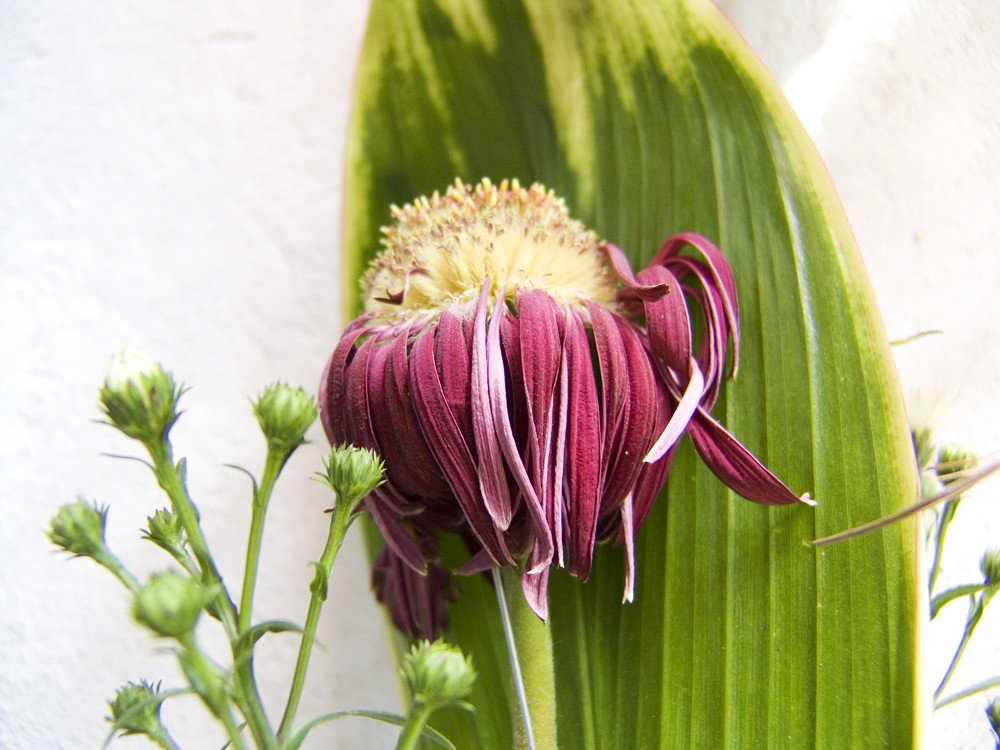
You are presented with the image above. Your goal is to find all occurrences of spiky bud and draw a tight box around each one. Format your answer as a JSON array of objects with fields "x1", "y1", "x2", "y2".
[
  {"x1": 49, "y1": 500, "x2": 108, "y2": 559},
  {"x1": 400, "y1": 639, "x2": 476, "y2": 711},
  {"x1": 319, "y1": 445, "x2": 385, "y2": 510},
  {"x1": 99, "y1": 348, "x2": 182, "y2": 443},
  {"x1": 252, "y1": 383, "x2": 318, "y2": 455}
]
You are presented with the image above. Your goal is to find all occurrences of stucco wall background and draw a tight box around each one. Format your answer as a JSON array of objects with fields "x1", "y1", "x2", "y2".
[{"x1": 2, "y1": 1, "x2": 998, "y2": 748}]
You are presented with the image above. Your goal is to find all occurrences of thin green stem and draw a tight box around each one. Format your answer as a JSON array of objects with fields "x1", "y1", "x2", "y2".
[
  {"x1": 148, "y1": 725, "x2": 183, "y2": 750},
  {"x1": 144, "y1": 438, "x2": 276, "y2": 750},
  {"x1": 177, "y1": 632, "x2": 247, "y2": 750},
  {"x1": 931, "y1": 582, "x2": 989, "y2": 619},
  {"x1": 239, "y1": 450, "x2": 286, "y2": 633},
  {"x1": 92, "y1": 548, "x2": 142, "y2": 596},
  {"x1": 145, "y1": 440, "x2": 235, "y2": 626},
  {"x1": 936, "y1": 675, "x2": 1000, "y2": 709},
  {"x1": 277, "y1": 504, "x2": 354, "y2": 740},
  {"x1": 929, "y1": 498, "x2": 959, "y2": 595},
  {"x1": 935, "y1": 596, "x2": 985, "y2": 700},
  {"x1": 496, "y1": 566, "x2": 557, "y2": 750},
  {"x1": 394, "y1": 703, "x2": 434, "y2": 750}
]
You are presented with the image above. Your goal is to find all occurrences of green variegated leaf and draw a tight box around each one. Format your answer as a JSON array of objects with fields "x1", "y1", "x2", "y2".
[{"x1": 343, "y1": 1, "x2": 920, "y2": 747}]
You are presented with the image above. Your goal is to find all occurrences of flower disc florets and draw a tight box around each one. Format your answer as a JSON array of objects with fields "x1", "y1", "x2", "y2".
[
  {"x1": 321, "y1": 178, "x2": 806, "y2": 640},
  {"x1": 363, "y1": 179, "x2": 618, "y2": 325}
]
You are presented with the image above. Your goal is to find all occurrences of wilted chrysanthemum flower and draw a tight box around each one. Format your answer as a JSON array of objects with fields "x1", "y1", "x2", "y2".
[{"x1": 320, "y1": 179, "x2": 808, "y2": 639}]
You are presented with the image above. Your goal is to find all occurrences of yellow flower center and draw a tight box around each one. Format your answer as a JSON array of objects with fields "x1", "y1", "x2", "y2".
[{"x1": 362, "y1": 179, "x2": 619, "y2": 324}]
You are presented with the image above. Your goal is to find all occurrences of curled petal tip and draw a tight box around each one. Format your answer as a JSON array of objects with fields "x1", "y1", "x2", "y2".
[{"x1": 799, "y1": 493, "x2": 816, "y2": 506}]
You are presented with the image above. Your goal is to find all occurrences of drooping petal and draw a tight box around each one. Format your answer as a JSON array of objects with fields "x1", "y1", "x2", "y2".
[
  {"x1": 380, "y1": 325, "x2": 448, "y2": 498},
  {"x1": 372, "y1": 536, "x2": 454, "y2": 641},
  {"x1": 636, "y1": 264, "x2": 692, "y2": 380},
  {"x1": 654, "y1": 232, "x2": 740, "y2": 368},
  {"x1": 600, "y1": 314, "x2": 659, "y2": 513},
  {"x1": 319, "y1": 321, "x2": 370, "y2": 446},
  {"x1": 522, "y1": 566, "x2": 550, "y2": 622},
  {"x1": 562, "y1": 307, "x2": 602, "y2": 580},
  {"x1": 644, "y1": 358, "x2": 704, "y2": 464},
  {"x1": 365, "y1": 495, "x2": 428, "y2": 574},
  {"x1": 517, "y1": 290, "x2": 564, "y2": 562},
  {"x1": 602, "y1": 242, "x2": 671, "y2": 300},
  {"x1": 484, "y1": 294, "x2": 554, "y2": 572},
  {"x1": 471, "y1": 283, "x2": 514, "y2": 529},
  {"x1": 620, "y1": 492, "x2": 635, "y2": 603},
  {"x1": 687, "y1": 407, "x2": 804, "y2": 506},
  {"x1": 409, "y1": 322, "x2": 515, "y2": 565}
]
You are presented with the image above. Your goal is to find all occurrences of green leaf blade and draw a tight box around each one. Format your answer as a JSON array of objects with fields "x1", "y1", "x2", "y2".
[{"x1": 344, "y1": 1, "x2": 920, "y2": 748}]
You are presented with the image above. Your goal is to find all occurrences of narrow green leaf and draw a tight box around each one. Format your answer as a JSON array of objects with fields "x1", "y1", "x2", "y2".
[
  {"x1": 285, "y1": 709, "x2": 457, "y2": 750},
  {"x1": 343, "y1": 1, "x2": 920, "y2": 748},
  {"x1": 233, "y1": 620, "x2": 303, "y2": 653}
]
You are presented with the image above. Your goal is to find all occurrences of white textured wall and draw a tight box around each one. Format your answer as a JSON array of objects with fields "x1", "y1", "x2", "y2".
[{"x1": 2, "y1": 1, "x2": 998, "y2": 748}]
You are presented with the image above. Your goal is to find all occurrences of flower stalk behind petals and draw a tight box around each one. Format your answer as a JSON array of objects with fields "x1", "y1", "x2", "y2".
[{"x1": 496, "y1": 566, "x2": 557, "y2": 750}]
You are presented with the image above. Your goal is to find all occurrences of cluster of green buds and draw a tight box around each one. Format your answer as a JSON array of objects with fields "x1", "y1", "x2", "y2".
[{"x1": 49, "y1": 349, "x2": 441, "y2": 749}]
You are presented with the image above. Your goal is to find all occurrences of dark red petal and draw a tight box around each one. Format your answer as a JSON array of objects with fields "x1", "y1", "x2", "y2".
[
  {"x1": 517, "y1": 291, "x2": 563, "y2": 559},
  {"x1": 654, "y1": 233, "x2": 739, "y2": 359},
  {"x1": 409, "y1": 324, "x2": 515, "y2": 565},
  {"x1": 380, "y1": 326, "x2": 448, "y2": 497},
  {"x1": 372, "y1": 536, "x2": 454, "y2": 641},
  {"x1": 471, "y1": 285, "x2": 514, "y2": 529},
  {"x1": 365, "y1": 495, "x2": 427, "y2": 574},
  {"x1": 636, "y1": 264, "x2": 692, "y2": 381},
  {"x1": 319, "y1": 322, "x2": 369, "y2": 446},
  {"x1": 436, "y1": 308, "x2": 475, "y2": 441},
  {"x1": 562, "y1": 308, "x2": 602, "y2": 580},
  {"x1": 602, "y1": 316, "x2": 659, "y2": 513},
  {"x1": 687, "y1": 407, "x2": 804, "y2": 506},
  {"x1": 602, "y1": 242, "x2": 670, "y2": 300},
  {"x1": 585, "y1": 300, "x2": 629, "y2": 485},
  {"x1": 486, "y1": 295, "x2": 553, "y2": 571}
]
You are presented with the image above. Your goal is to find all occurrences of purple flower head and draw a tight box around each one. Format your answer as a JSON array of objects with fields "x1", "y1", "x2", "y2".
[{"x1": 321, "y1": 179, "x2": 809, "y2": 638}]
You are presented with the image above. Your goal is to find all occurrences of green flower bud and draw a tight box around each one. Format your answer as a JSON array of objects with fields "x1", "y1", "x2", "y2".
[
  {"x1": 400, "y1": 639, "x2": 476, "y2": 711},
  {"x1": 987, "y1": 698, "x2": 1000, "y2": 743},
  {"x1": 252, "y1": 383, "x2": 318, "y2": 454},
  {"x1": 108, "y1": 679, "x2": 167, "y2": 739},
  {"x1": 143, "y1": 508, "x2": 184, "y2": 554},
  {"x1": 100, "y1": 348, "x2": 182, "y2": 443},
  {"x1": 319, "y1": 445, "x2": 385, "y2": 511},
  {"x1": 133, "y1": 572, "x2": 211, "y2": 638},
  {"x1": 936, "y1": 444, "x2": 978, "y2": 483},
  {"x1": 981, "y1": 549, "x2": 1000, "y2": 591},
  {"x1": 49, "y1": 499, "x2": 108, "y2": 559}
]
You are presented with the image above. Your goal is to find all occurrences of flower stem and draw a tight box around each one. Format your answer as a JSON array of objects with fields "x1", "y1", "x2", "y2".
[
  {"x1": 394, "y1": 703, "x2": 434, "y2": 750},
  {"x1": 494, "y1": 567, "x2": 557, "y2": 750},
  {"x1": 277, "y1": 500, "x2": 354, "y2": 740},
  {"x1": 145, "y1": 439, "x2": 235, "y2": 625},
  {"x1": 935, "y1": 595, "x2": 985, "y2": 700},
  {"x1": 929, "y1": 498, "x2": 959, "y2": 596},
  {"x1": 239, "y1": 449, "x2": 285, "y2": 633},
  {"x1": 144, "y1": 438, "x2": 276, "y2": 750},
  {"x1": 176, "y1": 632, "x2": 247, "y2": 750}
]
